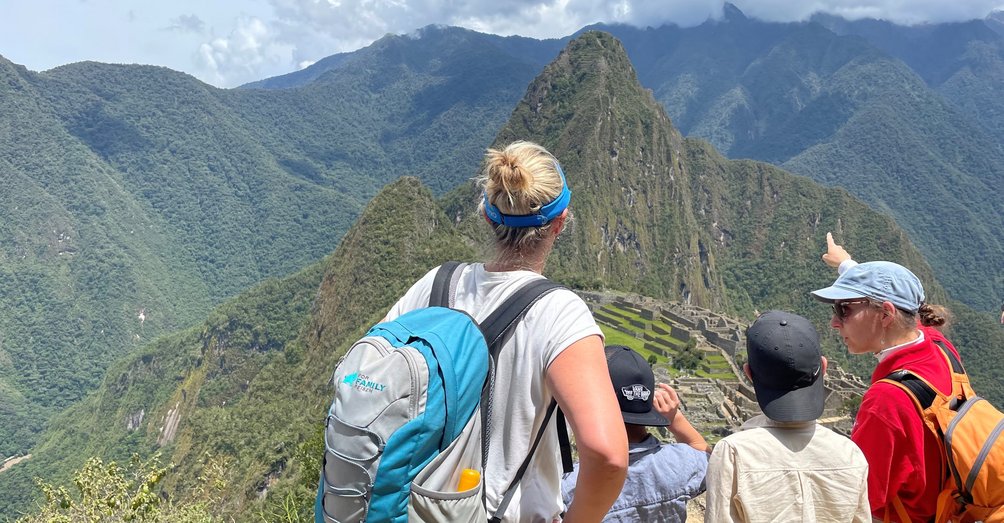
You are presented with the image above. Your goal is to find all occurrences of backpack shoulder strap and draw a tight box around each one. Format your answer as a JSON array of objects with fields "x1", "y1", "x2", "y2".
[
  {"x1": 883, "y1": 369, "x2": 938, "y2": 411},
  {"x1": 934, "y1": 340, "x2": 965, "y2": 375},
  {"x1": 490, "y1": 400, "x2": 561, "y2": 523},
  {"x1": 477, "y1": 276, "x2": 576, "y2": 521},
  {"x1": 555, "y1": 407, "x2": 574, "y2": 472},
  {"x1": 479, "y1": 277, "x2": 564, "y2": 356},
  {"x1": 429, "y1": 261, "x2": 466, "y2": 308}
]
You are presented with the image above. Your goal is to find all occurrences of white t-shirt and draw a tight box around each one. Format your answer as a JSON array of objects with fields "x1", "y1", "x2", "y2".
[{"x1": 385, "y1": 263, "x2": 603, "y2": 522}]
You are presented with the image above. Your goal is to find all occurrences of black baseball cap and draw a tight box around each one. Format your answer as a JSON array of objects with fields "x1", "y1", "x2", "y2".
[
  {"x1": 605, "y1": 345, "x2": 669, "y2": 427},
  {"x1": 746, "y1": 311, "x2": 825, "y2": 422}
]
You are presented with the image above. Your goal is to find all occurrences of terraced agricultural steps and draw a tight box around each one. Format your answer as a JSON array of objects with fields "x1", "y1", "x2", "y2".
[{"x1": 576, "y1": 291, "x2": 867, "y2": 443}]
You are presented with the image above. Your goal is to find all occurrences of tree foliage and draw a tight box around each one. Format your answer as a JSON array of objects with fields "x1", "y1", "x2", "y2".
[{"x1": 15, "y1": 454, "x2": 224, "y2": 523}]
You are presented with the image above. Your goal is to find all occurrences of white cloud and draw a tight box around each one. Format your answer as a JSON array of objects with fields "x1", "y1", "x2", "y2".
[
  {"x1": 196, "y1": 16, "x2": 293, "y2": 87},
  {"x1": 731, "y1": 0, "x2": 1004, "y2": 25},
  {"x1": 191, "y1": 0, "x2": 1004, "y2": 86},
  {"x1": 167, "y1": 14, "x2": 207, "y2": 34}
]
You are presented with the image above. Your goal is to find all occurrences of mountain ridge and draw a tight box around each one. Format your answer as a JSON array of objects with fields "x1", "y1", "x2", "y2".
[
  {"x1": 580, "y1": 18, "x2": 1004, "y2": 311},
  {"x1": 1, "y1": 26, "x2": 558, "y2": 455}
]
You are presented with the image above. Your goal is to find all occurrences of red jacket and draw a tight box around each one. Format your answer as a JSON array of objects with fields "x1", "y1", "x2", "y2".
[{"x1": 850, "y1": 326, "x2": 960, "y2": 522}]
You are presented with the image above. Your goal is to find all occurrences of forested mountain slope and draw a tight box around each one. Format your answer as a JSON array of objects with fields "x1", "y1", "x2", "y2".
[
  {"x1": 0, "y1": 27, "x2": 559, "y2": 456},
  {"x1": 588, "y1": 9, "x2": 1004, "y2": 311},
  {"x1": 812, "y1": 12, "x2": 1004, "y2": 144},
  {"x1": 0, "y1": 56, "x2": 214, "y2": 456}
]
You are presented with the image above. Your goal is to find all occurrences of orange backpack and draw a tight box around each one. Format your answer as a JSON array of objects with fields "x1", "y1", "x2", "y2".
[{"x1": 880, "y1": 340, "x2": 1004, "y2": 523}]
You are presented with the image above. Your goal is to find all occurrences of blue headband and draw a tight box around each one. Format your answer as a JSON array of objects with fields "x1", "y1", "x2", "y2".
[{"x1": 483, "y1": 161, "x2": 572, "y2": 228}]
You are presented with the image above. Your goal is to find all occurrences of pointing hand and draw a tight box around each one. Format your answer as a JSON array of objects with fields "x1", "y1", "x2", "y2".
[{"x1": 822, "y1": 232, "x2": 851, "y2": 268}]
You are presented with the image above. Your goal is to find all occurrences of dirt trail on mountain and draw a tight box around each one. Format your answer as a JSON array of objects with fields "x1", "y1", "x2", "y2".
[{"x1": 0, "y1": 454, "x2": 31, "y2": 474}]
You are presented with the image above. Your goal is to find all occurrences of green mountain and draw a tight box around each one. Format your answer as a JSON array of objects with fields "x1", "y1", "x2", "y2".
[
  {"x1": 0, "y1": 177, "x2": 474, "y2": 517},
  {"x1": 0, "y1": 56, "x2": 215, "y2": 456},
  {"x1": 811, "y1": 13, "x2": 1004, "y2": 145},
  {"x1": 6, "y1": 14, "x2": 1002, "y2": 459},
  {"x1": 242, "y1": 26, "x2": 564, "y2": 92},
  {"x1": 7, "y1": 30, "x2": 1002, "y2": 519},
  {"x1": 232, "y1": 25, "x2": 566, "y2": 194},
  {"x1": 0, "y1": 26, "x2": 560, "y2": 456},
  {"x1": 588, "y1": 13, "x2": 1004, "y2": 312}
]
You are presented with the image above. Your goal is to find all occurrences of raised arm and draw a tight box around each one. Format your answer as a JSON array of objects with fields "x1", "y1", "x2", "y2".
[
  {"x1": 823, "y1": 232, "x2": 858, "y2": 275},
  {"x1": 653, "y1": 383, "x2": 708, "y2": 452},
  {"x1": 547, "y1": 334, "x2": 628, "y2": 523},
  {"x1": 823, "y1": 232, "x2": 852, "y2": 268}
]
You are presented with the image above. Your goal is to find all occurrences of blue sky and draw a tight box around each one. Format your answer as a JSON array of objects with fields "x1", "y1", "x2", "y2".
[{"x1": 1, "y1": 0, "x2": 1002, "y2": 88}]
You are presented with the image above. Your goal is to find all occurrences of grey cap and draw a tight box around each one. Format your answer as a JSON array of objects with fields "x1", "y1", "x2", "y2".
[
  {"x1": 810, "y1": 261, "x2": 925, "y2": 314},
  {"x1": 746, "y1": 311, "x2": 825, "y2": 422}
]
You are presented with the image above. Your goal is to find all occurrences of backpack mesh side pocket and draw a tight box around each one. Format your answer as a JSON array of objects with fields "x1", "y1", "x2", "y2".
[{"x1": 408, "y1": 410, "x2": 487, "y2": 523}]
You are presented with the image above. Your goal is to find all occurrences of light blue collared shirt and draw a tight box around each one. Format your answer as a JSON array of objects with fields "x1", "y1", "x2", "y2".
[{"x1": 561, "y1": 435, "x2": 708, "y2": 522}]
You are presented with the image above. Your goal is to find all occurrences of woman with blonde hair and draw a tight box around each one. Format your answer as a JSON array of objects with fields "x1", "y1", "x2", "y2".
[
  {"x1": 811, "y1": 233, "x2": 959, "y2": 522},
  {"x1": 384, "y1": 141, "x2": 627, "y2": 522}
]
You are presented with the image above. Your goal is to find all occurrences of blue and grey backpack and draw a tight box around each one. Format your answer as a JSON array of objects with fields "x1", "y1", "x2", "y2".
[{"x1": 315, "y1": 262, "x2": 573, "y2": 523}]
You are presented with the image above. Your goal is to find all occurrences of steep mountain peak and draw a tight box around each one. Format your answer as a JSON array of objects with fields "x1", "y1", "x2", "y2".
[
  {"x1": 987, "y1": 9, "x2": 1004, "y2": 35},
  {"x1": 722, "y1": 2, "x2": 748, "y2": 22},
  {"x1": 309, "y1": 177, "x2": 474, "y2": 351},
  {"x1": 494, "y1": 31, "x2": 718, "y2": 302},
  {"x1": 497, "y1": 30, "x2": 680, "y2": 179},
  {"x1": 500, "y1": 31, "x2": 673, "y2": 144}
]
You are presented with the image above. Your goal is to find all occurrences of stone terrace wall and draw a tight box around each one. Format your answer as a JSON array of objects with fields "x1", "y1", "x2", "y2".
[{"x1": 580, "y1": 291, "x2": 868, "y2": 438}]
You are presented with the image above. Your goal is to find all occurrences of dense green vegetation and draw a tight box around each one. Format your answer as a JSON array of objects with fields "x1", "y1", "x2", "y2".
[
  {"x1": 0, "y1": 56, "x2": 215, "y2": 457},
  {"x1": 812, "y1": 14, "x2": 1004, "y2": 146},
  {"x1": 589, "y1": 12, "x2": 1004, "y2": 311},
  {"x1": 15, "y1": 454, "x2": 224, "y2": 523},
  {"x1": 0, "y1": 27, "x2": 558, "y2": 456},
  {"x1": 0, "y1": 178, "x2": 475, "y2": 518}
]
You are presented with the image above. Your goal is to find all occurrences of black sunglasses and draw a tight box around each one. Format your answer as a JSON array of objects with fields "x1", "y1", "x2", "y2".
[{"x1": 832, "y1": 299, "x2": 871, "y2": 320}]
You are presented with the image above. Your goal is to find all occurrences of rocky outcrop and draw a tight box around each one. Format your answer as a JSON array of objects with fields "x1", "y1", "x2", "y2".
[
  {"x1": 157, "y1": 402, "x2": 181, "y2": 446},
  {"x1": 126, "y1": 409, "x2": 145, "y2": 431}
]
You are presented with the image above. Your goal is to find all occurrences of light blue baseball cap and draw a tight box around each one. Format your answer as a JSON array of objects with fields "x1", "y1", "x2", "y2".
[{"x1": 810, "y1": 261, "x2": 925, "y2": 314}]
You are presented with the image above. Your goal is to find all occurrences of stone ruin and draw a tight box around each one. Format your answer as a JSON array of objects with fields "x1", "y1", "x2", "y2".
[{"x1": 581, "y1": 292, "x2": 867, "y2": 439}]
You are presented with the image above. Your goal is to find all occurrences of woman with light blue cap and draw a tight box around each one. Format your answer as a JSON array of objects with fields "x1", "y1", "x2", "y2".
[
  {"x1": 811, "y1": 233, "x2": 959, "y2": 522},
  {"x1": 383, "y1": 141, "x2": 627, "y2": 522}
]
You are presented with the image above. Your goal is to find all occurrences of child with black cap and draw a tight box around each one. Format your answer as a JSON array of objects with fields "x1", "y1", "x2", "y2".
[
  {"x1": 705, "y1": 311, "x2": 870, "y2": 522},
  {"x1": 561, "y1": 345, "x2": 709, "y2": 523}
]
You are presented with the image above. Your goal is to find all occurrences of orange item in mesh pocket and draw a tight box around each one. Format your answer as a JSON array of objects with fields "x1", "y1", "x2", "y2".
[{"x1": 457, "y1": 469, "x2": 480, "y2": 492}]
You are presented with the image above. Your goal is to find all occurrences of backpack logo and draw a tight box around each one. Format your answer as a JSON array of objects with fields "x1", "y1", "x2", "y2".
[
  {"x1": 621, "y1": 384, "x2": 650, "y2": 401},
  {"x1": 342, "y1": 372, "x2": 386, "y2": 392}
]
